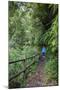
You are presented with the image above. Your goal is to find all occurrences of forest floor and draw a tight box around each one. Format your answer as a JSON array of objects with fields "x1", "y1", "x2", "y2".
[{"x1": 26, "y1": 57, "x2": 57, "y2": 87}]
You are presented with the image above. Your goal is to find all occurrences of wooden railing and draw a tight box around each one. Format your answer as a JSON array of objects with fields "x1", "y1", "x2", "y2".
[{"x1": 9, "y1": 54, "x2": 39, "y2": 85}]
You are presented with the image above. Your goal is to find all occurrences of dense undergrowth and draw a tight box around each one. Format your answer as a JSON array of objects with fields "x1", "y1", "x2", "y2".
[{"x1": 9, "y1": 2, "x2": 58, "y2": 88}]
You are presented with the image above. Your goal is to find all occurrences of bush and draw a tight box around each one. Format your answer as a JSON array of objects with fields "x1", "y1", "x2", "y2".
[{"x1": 44, "y1": 57, "x2": 58, "y2": 84}]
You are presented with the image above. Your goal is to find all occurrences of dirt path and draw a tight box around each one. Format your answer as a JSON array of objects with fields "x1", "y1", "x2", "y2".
[{"x1": 26, "y1": 58, "x2": 46, "y2": 87}]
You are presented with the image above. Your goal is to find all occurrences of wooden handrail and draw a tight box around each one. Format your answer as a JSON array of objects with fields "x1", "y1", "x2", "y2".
[
  {"x1": 9, "y1": 60, "x2": 36, "y2": 82},
  {"x1": 9, "y1": 54, "x2": 39, "y2": 64},
  {"x1": 9, "y1": 59, "x2": 25, "y2": 64}
]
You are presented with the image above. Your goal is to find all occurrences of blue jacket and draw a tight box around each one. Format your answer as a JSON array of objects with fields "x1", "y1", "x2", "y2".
[{"x1": 41, "y1": 47, "x2": 46, "y2": 54}]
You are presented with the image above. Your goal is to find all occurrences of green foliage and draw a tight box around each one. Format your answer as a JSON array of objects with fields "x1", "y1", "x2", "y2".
[
  {"x1": 9, "y1": 2, "x2": 58, "y2": 88},
  {"x1": 45, "y1": 58, "x2": 58, "y2": 83}
]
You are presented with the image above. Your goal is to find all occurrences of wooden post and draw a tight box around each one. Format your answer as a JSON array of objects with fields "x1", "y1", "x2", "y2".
[{"x1": 23, "y1": 59, "x2": 26, "y2": 87}]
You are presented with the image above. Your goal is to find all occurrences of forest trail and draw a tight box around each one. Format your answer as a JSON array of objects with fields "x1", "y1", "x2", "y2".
[{"x1": 26, "y1": 57, "x2": 47, "y2": 87}]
